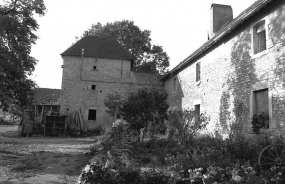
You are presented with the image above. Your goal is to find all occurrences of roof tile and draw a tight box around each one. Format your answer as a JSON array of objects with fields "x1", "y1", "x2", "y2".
[
  {"x1": 61, "y1": 36, "x2": 134, "y2": 60},
  {"x1": 32, "y1": 88, "x2": 61, "y2": 105}
]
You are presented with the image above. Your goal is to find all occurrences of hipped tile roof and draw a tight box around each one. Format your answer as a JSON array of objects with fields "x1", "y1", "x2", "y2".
[
  {"x1": 61, "y1": 36, "x2": 134, "y2": 60},
  {"x1": 32, "y1": 88, "x2": 61, "y2": 106},
  {"x1": 161, "y1": 0, "x2": 275, "y2": 80}
]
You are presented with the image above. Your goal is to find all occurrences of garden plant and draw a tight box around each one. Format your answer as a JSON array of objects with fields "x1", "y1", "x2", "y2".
[{"x1": 79, "y1": 92, "x2": 285, "y2": 184}]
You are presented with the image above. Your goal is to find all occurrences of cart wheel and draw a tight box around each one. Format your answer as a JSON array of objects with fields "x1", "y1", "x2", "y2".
[{"x1": 258, "y1": 144, "x2": 285, "y2": 170}]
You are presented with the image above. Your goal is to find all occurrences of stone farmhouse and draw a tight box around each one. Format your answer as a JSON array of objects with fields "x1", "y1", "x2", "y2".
[
  {"x1": 161, "y1": 0, "x2": 285, "y2": 135},
  {"x1": 60, "y1": 36, "x2": 163, "y2": 130},
  {"x1": 56, "y1": 0, "x2": 285, "y2": 134}
]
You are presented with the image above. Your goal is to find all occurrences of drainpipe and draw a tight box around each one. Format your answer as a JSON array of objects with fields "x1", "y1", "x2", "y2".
[{"x1": 80, "y1": 48, "x2": 84, "y2": 80}]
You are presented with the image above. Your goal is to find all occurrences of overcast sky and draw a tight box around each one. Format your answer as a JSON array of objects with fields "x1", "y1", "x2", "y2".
[{"x1": 29, "y1": 0, "x2": 257, "y2": 89}]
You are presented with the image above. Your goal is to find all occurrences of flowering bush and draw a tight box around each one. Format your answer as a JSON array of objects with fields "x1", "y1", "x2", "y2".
[
  {"x1": 187, "y1": 161, "x2": 266, "y2": 184},
  {"x1": 263, "y1": 165, "x2": 285, "y2": 183}
]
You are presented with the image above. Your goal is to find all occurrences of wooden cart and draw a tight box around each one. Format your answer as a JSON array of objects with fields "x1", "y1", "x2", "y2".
[
  {"x1": 258, "y1": 144, "x2": 285, "y2": 170},
  {"x1": 44, "y1": 115, "x2": 66, "y2": 136}
]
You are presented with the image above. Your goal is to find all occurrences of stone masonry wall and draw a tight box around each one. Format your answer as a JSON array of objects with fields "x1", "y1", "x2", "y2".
[
  {"x1": 164, "y1": 1, "x2": 285, "y2": 137},
  {"x1": 60, "y1": 56, "x2": 163, "y2": 130}
]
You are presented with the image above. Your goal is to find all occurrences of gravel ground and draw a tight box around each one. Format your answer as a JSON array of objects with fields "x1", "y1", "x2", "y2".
[{"x1": 0, "y1": 125, "x2": 96, "y2": 184}]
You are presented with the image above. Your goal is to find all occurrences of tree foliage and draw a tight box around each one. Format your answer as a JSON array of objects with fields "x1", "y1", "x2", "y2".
[
  {"x1": 120, "y1": 88, "x2": 169, "y2": 132},
  {"x1": 0, "y1": 0, "x2": 46, "y2": 109},
  {"x1": 83, "y1": 20, "x2": 170, "y2": 74},
  {"x1": 103, "y1": 92, "x2": 124, "y2": 118}
]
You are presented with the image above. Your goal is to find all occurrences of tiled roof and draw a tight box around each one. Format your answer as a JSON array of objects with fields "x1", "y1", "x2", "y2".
[
  {"x1": 32, "y1": 88, "x2": 61, "y2": 105},
  {"x1": 161, "y1": 0, "x2": 275, "y2": 80},
  {"x1": 61, "y1": 36, "x2": 134, "y2": 60}
]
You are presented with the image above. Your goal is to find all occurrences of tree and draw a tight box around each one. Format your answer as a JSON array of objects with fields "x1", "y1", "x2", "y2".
[
  {"x1": 103, "y1": 92, "x2": 124, "y2": 120},
  {"x1": 120, "y1": 88, "x2": 169, "y2": 133},
  {"x1": 83, "y1": 20, "x2": 170, "y2": 74},
  {"x1": 0, "y1": 0, "x2": 46, "y2": 109}
]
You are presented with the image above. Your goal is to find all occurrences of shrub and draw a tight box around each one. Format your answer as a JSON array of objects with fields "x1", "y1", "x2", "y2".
[
  {"x1": 78, "y1": 163, "x2": 175, "y2": 184},
  {"x1": 120, "y1": 88, "x2": 169, "y2": 133},
  {"x1": 251, "y1": 112, "x2": 269, "y2": 134},
  {"x1": 89, "y1": 125, "x2": 105, "y2": 136},
  {"x1": 168, "y1": 109, "x2": 209, "y2": 146}
]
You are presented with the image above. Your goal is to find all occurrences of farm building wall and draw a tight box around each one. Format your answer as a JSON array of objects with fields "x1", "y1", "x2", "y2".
[
  {"x1": 60, "y1": 56, "x2": 163, "y2": 130},
  {"x1": 164, "y1": 1, "x2": 285, "y2": 136}
]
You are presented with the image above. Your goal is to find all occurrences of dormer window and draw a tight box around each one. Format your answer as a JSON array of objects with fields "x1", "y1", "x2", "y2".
[{"x1": 253, "y1": 20, "x2": 266, "y2": 54}]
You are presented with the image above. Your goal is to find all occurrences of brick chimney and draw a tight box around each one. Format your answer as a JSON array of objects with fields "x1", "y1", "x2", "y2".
[{"x1": 209, "y1": 4, "x2": 233, "y2": 38}]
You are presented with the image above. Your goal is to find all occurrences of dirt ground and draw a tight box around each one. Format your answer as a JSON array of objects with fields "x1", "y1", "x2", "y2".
[{"x1": 0, "y1": 124, "x2": 96, "y2": 184}]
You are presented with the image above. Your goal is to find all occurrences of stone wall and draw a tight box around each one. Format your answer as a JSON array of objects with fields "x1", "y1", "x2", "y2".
[
  {"x1": 164, "y1": 1, "x2": 285, "y2": 137},
  {"x1": 60, "y1": 56, "x2": 163, "y2": 130}
]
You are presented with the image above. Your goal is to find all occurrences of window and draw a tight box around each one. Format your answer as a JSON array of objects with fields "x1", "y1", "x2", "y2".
[
  {"x1": 196, "y1": 62, "x2": 201, "y2": 82},
  {"x1": 88, "y1": 109, "x2": 97, "y2": 120},
  {"x1": 195, "y1": 104, "x2": 200, "y2": 122},
  {"x1": 87, "y1": 85, "x2": 96, "y2": 90},
  {"x1": 254, "y1": 89, "x2": 269, "y2": 114},
  {"x1": 173, "y1": 77, "x2": 177, "y2": 93},
  {"x1": 253, "y1": 21, "x2": 266, "y2": 54},
  {"x1": 93, "y1": 66, "x2": 97, "y2": 70},
  {"x1": 195, "y1": 104, "x2": 200, "y2": 116},
  {"x1": 116, "y1": 113, "x2": 121, "y2": 119},
  {"x1": 253, "y1": 88, "x2": 269, "y2": 128}
]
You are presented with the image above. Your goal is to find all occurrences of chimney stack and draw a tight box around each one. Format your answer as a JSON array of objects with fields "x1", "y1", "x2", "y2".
[{"x1": 209, "y1": 4, "x2": 233, "y2": 38}]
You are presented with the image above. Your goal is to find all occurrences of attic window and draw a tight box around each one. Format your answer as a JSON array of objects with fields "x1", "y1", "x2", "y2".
[{"x1": 253, "y1": 20, "x2": 266, "y2": 54}]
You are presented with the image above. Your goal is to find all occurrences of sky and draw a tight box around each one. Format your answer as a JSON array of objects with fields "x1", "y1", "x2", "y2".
[{"x1": 29, "y1": 0, "x2": 258, "y2": 89}]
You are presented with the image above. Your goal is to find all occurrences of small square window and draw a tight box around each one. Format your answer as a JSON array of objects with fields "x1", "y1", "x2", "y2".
[
  {"x1": 88, "y1": 109, "x2": 96, "y2": 120},
  {"x1": 195, "y1": 104, "x2": 200, "y2": 116},
  {"x1": 196, "y1": 62, "x2": 201, "y2": 82},
  {"x1": 93, "y1": 66, "x2": 97, "y2": 70},
  {"x1": 91, "y1": 85, "x2": 96, "y2": 90}
]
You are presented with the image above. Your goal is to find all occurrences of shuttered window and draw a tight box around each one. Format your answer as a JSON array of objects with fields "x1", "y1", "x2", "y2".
[
  {"x1": 196, "y1": 62, "x2": 201, "y2": 82},
  {"x1": 253, "y1": 20, "x2": 266, "y2": 54}
]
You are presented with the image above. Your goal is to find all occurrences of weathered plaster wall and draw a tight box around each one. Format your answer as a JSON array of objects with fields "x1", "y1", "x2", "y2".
[
  {"x1": 60, "y1": 56, "x2": 163, "y2": 130},
  {"x1": 165, "y1": 1, "x2": 285, "y2": 136}
]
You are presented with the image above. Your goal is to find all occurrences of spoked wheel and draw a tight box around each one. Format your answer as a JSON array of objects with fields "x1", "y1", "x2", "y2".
[{"x1": 258, "y1": 144, "x2": 285, "y2": 170}]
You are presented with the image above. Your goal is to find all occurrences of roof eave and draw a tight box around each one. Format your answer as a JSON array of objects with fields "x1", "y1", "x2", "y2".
[{"x1": 160, "y1": 0, "x2": 274, "y2": 81}]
